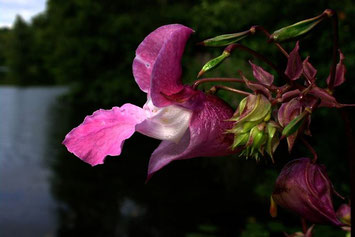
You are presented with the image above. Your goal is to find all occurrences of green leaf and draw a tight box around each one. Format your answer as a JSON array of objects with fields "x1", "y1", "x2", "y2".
[{"x1": 281, "y1": 111, "x2": 307, "y2": 137}]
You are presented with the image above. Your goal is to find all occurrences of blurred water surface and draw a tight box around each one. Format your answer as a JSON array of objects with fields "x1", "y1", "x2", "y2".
[{"x1": 0, "y1": 86, "x2": 67, "y2": 237}]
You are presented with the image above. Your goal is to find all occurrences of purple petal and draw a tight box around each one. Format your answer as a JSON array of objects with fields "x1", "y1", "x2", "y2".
[
  {"x1": 285, "y1": 41, "x2": 303, "y2": 81},
  {"x1": 63, "y1": 104, "x2": 147, "y2": 166},
  {"x1": 249, "y1": 60, "x2": 274, "y2": 86},
  {"x1": 133, "y1": 24, "x2": 193, "y2": 96},
  {"x1": 303, "y1": 56, "x2": 317, "y2": 81},
  {"x1": 147, "y1": 93, "x2": 235, "y2": 179},
  {"x1": 133, "y1": 24, "x2": 193, "y2": 93},
  {"x1": 150, "y1": 25, "x2": 194, "y2": 107},
  {"x1": 326, "y1": 50, "x2": 346, "y2": 87}
]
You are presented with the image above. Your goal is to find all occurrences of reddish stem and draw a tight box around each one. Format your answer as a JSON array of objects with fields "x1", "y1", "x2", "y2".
[
  {"x1": 250, "y1": 25, "x2": 289, "y2": 58},
  {"x1": 325, "y1": 9, "x2": 339, "y2": 92},
  {"x1": 224, "y1": 43, "x2": 291, "y2": 84},
  {"x1": 208, "y1": 85, "x2": 252, "y2": 96},
  {"x1": 301, "y1": 137, "x2": 318, "y2": 163},
  {"x1": 193, "y1": 77, "x2": 244, "y2": 89}
]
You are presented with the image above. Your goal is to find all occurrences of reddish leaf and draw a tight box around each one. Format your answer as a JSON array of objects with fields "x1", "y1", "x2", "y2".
[
  {"x1": 326, "y1": 50, "x2": 346, "y2": 87},
  {"x1": 303, "y1": 56, "x2": 317, "y2": 81},
  {"x1": 285, "y1": 41, "x2": 303, "y2": 81},
  {"x1": 249, "y1": 60, "x2": 274, "y2": 86},
  {"x1": 278, "y1": 99, "x2": 303, "y2": 151},
  {"x1": 241, "y1": 73, "x2": 271, "y2": 99}
]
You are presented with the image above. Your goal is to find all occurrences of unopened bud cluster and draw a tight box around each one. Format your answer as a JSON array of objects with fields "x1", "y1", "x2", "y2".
[{"x1": 227, "y1": 94, "x2": 280, "y2": 160}]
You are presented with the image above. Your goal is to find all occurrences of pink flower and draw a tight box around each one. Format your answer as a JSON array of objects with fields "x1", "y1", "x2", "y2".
[{"x1": 63, "y1": 24, "x2": 235, "y2": 179}]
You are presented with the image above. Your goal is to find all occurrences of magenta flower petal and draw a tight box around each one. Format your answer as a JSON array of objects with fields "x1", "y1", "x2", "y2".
[
  {"x1": 63, "y1": 104, "x2": 147, "y2": 166},
  {"x1": 285, "y1": 41, "x2": 303, "y2": 81},
  {"x1": 146, "y1": 93, "x2": 234, "y2": 179},
  {"x1": 150, "y1": 25, "x2": 194, "y2": 107},
  {"x1": 133, "y1": 24, "x2": 193, "y2": 94}
]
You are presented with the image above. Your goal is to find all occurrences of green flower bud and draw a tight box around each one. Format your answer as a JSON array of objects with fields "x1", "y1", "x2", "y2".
[
  {"x1": 271, "y1": 14, "x2": 324, "y2": 42},
  {"x1": 197, "y1": 50, "x2": 230, "y2": 78},
  {"x1": 199, "y1": 29, "x2": 250, "y2": 47},
  {"x1": 228, "y1": 94, "x2": 280, "y2": 160}
]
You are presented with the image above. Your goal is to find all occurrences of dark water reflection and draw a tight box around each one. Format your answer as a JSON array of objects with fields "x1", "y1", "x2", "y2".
[
  {"x1": 1, "y1": 86, "x2": 346, "y2": 237},
  {"x1": 0, "y1": 86, "x2": 67, "y2": 237}
]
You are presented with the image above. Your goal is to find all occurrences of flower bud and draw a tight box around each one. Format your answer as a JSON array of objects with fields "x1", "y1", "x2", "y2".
[
  {"x1": 270, "y1": 13, "x2": 324, "y2": 42},
  {"x1": 336, "y1": 204, "x2": 351, "y2": 226},
  {"x1": 199, "y1": 29, "x2": 250, "y2": 47},
  {"x1": 197, "y1": 50, "x2": 230, "y2": 77},
  {"x1": 228, "y1": 94, "x2": 280, "y2": 160},
  {"x1": 272, "y1": 158, "x2": 344, "y2": 226}
]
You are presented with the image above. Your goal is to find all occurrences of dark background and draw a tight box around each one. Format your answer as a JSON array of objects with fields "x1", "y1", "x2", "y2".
[{"x1": 0, "y1": 0, "x2": 353, "y2": 236}]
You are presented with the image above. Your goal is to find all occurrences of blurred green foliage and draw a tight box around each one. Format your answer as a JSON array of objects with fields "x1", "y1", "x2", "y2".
[{"x1": 2, "y1": 0, "x2": 353, "y2": 236}]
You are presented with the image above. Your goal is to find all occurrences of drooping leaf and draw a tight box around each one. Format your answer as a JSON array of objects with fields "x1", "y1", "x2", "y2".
[
  {"x1": 326, "y1": 50, "x2": 346, "y2": 87},
  {"x1": 249, "y1": 60, "x2": 274, "y2": 86},
  {"x1": 303, "y1": 56, "x2": 317, "y2": 81},
  {"x1": 285, "y1": 41, "x2": 303, "y2": 81}
]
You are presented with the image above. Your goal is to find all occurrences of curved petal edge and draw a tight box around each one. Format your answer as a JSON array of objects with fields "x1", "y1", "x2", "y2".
[
  {"x1": 63, "y1": 104, "x2": 146, "y2": 166},
  {"x1": 133, "y1": 24, "x2": 194, "y2": 94}
]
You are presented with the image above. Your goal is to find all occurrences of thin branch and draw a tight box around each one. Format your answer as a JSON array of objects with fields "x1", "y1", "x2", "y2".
[
  {"x1": 224, "y1": 43, "x2": 291, "y2": 84},
  {"x1": 325, "y1": 9, "x2": 339, "y2": 91},
  {"x1": 193, "y1": 77, "x2": 244, "y2": 89},
  {"x1": 301, "y1": 137, "x2": 318, "y2": 163},
  {"x1": 207, "y1": 85, "x2": 252, "y2": 96},
  {"x1": 250, "y1": 25, "x2": 289, "y2": 57}
]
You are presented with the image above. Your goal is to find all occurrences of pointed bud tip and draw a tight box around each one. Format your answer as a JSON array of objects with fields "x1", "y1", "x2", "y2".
[
  {"x1": 196, "y1": 41, "x2": 205, "y2": 46},
  {"x1": 197, "y1": 69, "x2": 205, "y2": 78}
]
